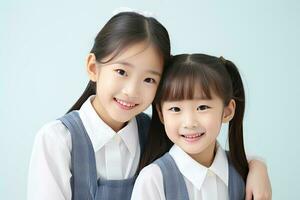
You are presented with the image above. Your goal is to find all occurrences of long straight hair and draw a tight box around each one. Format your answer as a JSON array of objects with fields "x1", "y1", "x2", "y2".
[
  {"x1": 139, "y1": 54, "x2": 249, "y2": 182},
  {"x1": 67, "y1": 12, "x2": 170, "y2": 113}
]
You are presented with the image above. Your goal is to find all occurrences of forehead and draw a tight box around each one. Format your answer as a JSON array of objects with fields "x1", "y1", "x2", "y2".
[
  {"x1": 101, "y1": 41, "x2": 164, "y2": 73},
  {"x1": 161, "y1": 91, "x2": 224, "y2": 109},
  {"x1": 169, "y1": 88, "x2": 221, "y2": 101}
]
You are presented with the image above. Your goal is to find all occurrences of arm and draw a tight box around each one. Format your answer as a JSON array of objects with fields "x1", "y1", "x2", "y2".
[
  {"x1": 27, "y1": 121, "x2": 72, "y2": 200},
  {"x1": 131, "y1": 164, "x2": 165, "y2": 200},
  {"x1": 246, "y1": 159, "x2": 272, "y2": 200}
]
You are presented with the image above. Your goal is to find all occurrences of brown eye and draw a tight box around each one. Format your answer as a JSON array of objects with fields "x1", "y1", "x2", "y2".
[
  {"x1": 169, "y1": 107, "x2": 181, "y2": 112},
  {"x1": 115, "y1": 69, "x2": 127, "y2": 76},
  {"x1": 144, "y1": 78, "x2": 156, "y2": 84},
  {"x1": 197, "y1": 105, "x2": 210, "y2": 111}
]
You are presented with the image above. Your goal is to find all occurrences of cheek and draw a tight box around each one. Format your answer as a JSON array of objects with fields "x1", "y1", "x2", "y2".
[
  {"x1": 204, "y1": 115, "x2": 222, "y2": 135},
  {"x1": 163, "y1": 116, "x2": 179, "y2": 137},
  {"x1": 164, "y1": 124, "x2": 176, "y2": 142},
  {"x1": 98, "y1": 73, "x2": 122, "y2": 91},
  {"x1": 96, "y1": 80, "x2": 110, "y2": 95},
  {"x1": 141, "y1": 85, "x2": 158, "y2": 102}
]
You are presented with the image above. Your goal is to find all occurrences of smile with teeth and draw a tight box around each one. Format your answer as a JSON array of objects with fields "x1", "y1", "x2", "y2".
[
  {"x1": 182, "y1": 133, "x2": 205, "y2": 138},
  {"x1": 181, "y1": 132, "x2": 205, "y2": 142},
  {"x1": 114, "y1": 98, "x2": 138, "y2": 109}
]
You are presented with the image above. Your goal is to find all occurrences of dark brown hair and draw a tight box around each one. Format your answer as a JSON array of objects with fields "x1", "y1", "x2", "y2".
[
  {"x1": 139, "y1": 54, "x2": 249, "y2": 182},
  {"x1": 68, "y1": 12, "x2": 171, "y2": 112}
]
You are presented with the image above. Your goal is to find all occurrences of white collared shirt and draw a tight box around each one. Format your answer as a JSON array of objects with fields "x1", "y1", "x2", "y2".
[
  {"x1": 27, "y1": 96, "x2": 140, "y2": 200},
  {"x1": 131, "y1": 143, "x2": 229, "y2": 200}
]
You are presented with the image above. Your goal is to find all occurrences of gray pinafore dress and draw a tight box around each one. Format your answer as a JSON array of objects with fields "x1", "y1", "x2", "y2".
[
  {"x1": 59, "y1": 111, "x2": 150, "y2": 200},
  {"x1": 154, "y1": 152, "x2": 245, "y2": 200}
]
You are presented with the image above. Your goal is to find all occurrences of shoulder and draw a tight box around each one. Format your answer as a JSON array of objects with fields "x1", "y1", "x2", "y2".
[
  {"x1": 34, "y1": 119, "x2": 71, "y2": 152},
  {"x1": 28, "y1": 120, "x2": 72, "y2": 199},
  {"x1": 132, "y1": 163, "x2": 165, "y2": 200},
  {"x1": 135, "y1": 163, "x2": 165, "y2": 188},
  {"x1": 138, "y1": 163, "x2": 163, "y2": 181}
]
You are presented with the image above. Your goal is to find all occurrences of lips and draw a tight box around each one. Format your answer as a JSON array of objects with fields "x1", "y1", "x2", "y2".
[
  {"x1": 114, "y1": 98, "x2": 138, "y2": 110},
  {"x1": 181, "y1": 132, "x2": 205, "y2": 142}
]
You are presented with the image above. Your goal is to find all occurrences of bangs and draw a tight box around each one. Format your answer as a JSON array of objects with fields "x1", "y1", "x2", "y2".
[
  {"x1": 97, "y1": 37, "x2": 147, "y2": 64},
  {"x1": 158, "y1": 59, "x2": 225, "y2": 103}
]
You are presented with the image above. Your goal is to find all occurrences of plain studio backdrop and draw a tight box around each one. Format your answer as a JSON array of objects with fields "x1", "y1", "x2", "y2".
[{"x1": 1, "y1": 0, "x2": 299, "y2": 199}]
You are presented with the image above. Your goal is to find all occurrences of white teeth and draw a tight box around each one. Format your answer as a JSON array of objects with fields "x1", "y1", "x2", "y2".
[
  {"x1": 183, "y1": 133, "x2": 204, "y2": 138},
  {"x1": 116, "y1": 98, "x2": 136, "y2": 107}
]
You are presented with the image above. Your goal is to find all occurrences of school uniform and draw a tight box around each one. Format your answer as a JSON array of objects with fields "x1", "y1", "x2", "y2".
[
  {"x1": 27, "y1": 95, "x2": 149, "y2": 200},
  {"x1": 131, "y1": 143, "x2": 245, "y2": 200}
]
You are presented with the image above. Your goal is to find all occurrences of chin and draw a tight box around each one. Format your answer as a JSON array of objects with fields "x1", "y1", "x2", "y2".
[
  {"x1": 111, "y1": 115, "x2": 130, "y2": 123},
  {"x1": 186, "y1": 149, "x2": 204, "y2": 156},
  {"x1": 181, "y1": 145, "x2": 206, "y2": 155},
  {"x1": 111, "y1": 112, "x2": 135, "y2": 123}
]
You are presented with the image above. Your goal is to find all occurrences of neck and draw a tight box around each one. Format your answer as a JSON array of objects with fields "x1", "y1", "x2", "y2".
[
  {"x1": 189, "y1": 141, "x2": 217, "y2": 167},
  {"x1": 92, "y1": 96, "x2": 125, "y2": 132}
]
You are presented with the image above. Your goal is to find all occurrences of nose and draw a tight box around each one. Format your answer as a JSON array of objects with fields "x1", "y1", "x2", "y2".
[
  {"x1": 182, "y1": 112, "x2": 199, "y2": 130},
  {"x1": 122, "y1": 79, "x2": 140, "y2": 98}
]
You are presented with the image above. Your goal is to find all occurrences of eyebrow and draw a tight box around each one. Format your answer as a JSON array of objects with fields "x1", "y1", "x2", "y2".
[{"x1": 115, "y1": 61, "x2": 162, "y2": 77}]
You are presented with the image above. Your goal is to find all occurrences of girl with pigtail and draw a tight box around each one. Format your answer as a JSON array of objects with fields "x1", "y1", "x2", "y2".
[
  {"x1": 27, "y1": 10, "x2": 271, "y2": 200},
  {"x1": 132, "y1": 54, "x2": 271, "y2": 200}
]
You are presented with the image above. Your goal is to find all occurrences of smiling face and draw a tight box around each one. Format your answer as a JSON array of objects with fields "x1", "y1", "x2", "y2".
[
  {"x1": 87, "y1": 41, "x2": 164, "y2": 131},
  {"x1": 158, "y1": 91, "x2": 235, "y2": 166}
]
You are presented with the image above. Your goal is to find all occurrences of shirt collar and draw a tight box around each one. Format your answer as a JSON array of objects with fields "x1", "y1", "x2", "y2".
[
  {"x1": 117, "y1": 117, "x2": 138, "y2": 156},
  {"x1": 169, "y1": 142, "x2": 228, "y2": 190},
  {"x1": 78, "y1": 95, "x2": 138, "y2": 156},
  {"x1": 209, "y1": 143, "x2": 229, "y2": 186}
]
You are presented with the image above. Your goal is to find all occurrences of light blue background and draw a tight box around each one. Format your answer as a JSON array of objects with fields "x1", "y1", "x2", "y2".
[{"x1": 1, "y1": 0, "x2": 299, "y2": 199}]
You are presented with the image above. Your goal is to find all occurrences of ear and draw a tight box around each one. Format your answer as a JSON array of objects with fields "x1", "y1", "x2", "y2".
[
  {"x1": 86, "y1": 53, "x2": 99, "y2": 82},
  {"x1": 222, "y1": 99, "x2": 236, "y2": 123},
  {"x1": 155, "y1": 104, "x2": 164, "y2": 124}
]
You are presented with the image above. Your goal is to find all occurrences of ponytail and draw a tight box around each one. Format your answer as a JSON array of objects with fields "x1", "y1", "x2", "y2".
[
  {"x1": 221, "y1": 57, "x2": 249, "y2": 182},
  {"x1": 137, "y1": 103, "x2": 172, "y2": 173},
  {"x1": 67, "y1": 81, "x2": 96, "y2": 113}
]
